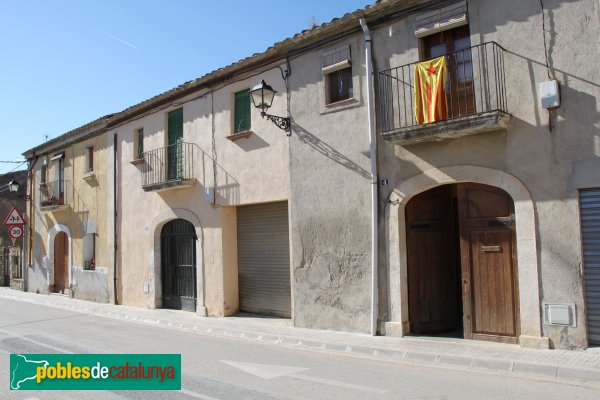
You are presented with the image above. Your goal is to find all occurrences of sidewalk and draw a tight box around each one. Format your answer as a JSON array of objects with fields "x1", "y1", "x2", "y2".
[{"x1": 1, "y1": 287, "x2": 599, "y2": 383}]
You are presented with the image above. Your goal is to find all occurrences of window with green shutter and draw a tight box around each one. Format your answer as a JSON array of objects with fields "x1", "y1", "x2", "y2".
[
  {"x1": 135, "y1": 127, "x2": 144, "y2": 160},
  {"x1": 167, "y1": 109, "x2": 184, "y2": 179},
  {"x1": 234, "y1": 89, "x2": 251, "y2": 133}
]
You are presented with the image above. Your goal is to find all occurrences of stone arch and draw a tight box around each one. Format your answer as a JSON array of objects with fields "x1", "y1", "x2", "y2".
[
  {"x1": 46, "y1": 224, "x2": 73, "y2": 289},
  {"x1": 384, "y1": 165, "x2": 545, "y2": 348},
  {"x1": 149, "y1": 208, "x2": 205, "y2": 316}
]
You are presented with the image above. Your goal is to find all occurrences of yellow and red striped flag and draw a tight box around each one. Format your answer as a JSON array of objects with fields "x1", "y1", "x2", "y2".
[{"x1": 414, "y1": 56, "x2": 448, "y2": 124}]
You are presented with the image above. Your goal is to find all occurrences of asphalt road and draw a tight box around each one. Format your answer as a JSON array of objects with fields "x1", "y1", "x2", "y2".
[{"x1": 0, "y1": 297, "x2": 598, "y2": 400}]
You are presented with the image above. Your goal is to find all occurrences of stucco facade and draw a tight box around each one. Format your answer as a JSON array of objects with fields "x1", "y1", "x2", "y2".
[
  {"x1": 25, "y1": 123, "x2": 112, "y2": 303},
  {"x1": 113, "y1": 67, "x2": 290, "y2": 316},
  {"x1": 373, "y1": 0, "x2": 600, "y2": 349},
  {"x1": 22, "y1": 0, "x2": 600, "y2": 350}
]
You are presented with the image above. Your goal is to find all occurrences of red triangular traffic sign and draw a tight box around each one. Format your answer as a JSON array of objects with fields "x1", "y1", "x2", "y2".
[{"x1": 3, "y1": 206, "x2": 25, "y2": 226}]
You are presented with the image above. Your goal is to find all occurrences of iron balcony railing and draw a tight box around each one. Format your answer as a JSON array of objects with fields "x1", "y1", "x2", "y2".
[
  {"x1": 378, "y1": 41, "x2": 507, "y2": 133},
  {"x1": 142, "y1": 142, "x2": 195, "y2": 188},
  {"x1": 40, "y1": 180, "x2": 68, "y2": 207}
]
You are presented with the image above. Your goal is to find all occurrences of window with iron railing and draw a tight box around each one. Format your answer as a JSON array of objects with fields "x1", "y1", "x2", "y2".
[
  {"x1": 39, "y1": 180, "x2": 68, "y2": 207},
  {"x1": 141, "y1": 142, "x2": 195, "y2": 189},
  {"x1": 378, "y1": 41, "x2": 507, "y2": 134}
]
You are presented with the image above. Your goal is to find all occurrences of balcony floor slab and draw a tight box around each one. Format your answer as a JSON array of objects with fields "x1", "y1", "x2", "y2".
[{"x1": 382, "y1": 111, "x2": 511, "y2": 145}]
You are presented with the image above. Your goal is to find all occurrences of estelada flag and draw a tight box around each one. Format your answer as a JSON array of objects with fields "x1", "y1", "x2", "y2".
[{"x1": 414, "y1": 56, "x2": 448, "y2": 124}]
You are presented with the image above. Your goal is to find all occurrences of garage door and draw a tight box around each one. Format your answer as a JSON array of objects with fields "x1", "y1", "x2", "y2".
[
  {"x1": 581, "y1": 189, "x2": 600, "y2": 345},
  {"x1": 237, "y1": 201, "x2": 291, "y2": 317}
]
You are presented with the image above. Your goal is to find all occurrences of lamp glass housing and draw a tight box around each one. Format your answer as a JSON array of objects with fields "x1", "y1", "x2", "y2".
[
  {"x1": 8, "y1": 180, "x2": 19, "y2": 193},
  {"x1": 250, "y1": 80, "x2": 276, "y2": 111}
]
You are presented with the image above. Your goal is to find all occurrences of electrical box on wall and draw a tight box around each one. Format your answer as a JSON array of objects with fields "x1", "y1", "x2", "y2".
[
  {"x1": 540, "y1": 80, "x2": 560, "y2": 109},
  {"x1": 544, "y1": 303, "x2": 576, "y2": 327}
]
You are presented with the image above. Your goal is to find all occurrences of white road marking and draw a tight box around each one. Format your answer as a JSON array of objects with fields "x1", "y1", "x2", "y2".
[
  {"x1": 0, "y1": 328, "x2": 73, "y2": 353},
  {"x1": 221, "y1": 360, "x2": 308, "y2": 379},
  {"x1": 180, "y1": 388, "x2": 221, "y2": 400},
  {"x1": 221, "y1": 360, "x2": 387, "y2": 394},
  {"x1": 292, "y1": 373, "x2": 387, "y2": 394}
]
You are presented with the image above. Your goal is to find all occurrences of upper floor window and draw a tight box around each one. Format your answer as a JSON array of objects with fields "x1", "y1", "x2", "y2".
[
  {"x1": 421, "y1": 25, "x2": 473, "y2": 118},
  {"x1": 40, "y1": 164, "x2": 47, "y2": 184},
  {"x1": 327, "y1": 68, "x2": 353, "y2": 103},
  {"x1": 234, "y1": 89, "x2": 251, "y2": 133},
  {"x1": 134, "y1": 127, "x2": 144, "y2": 160},
  {"x1": 85, "y1": 146, "x2": 94, "y2": 172},
  {"x1": 322, "y1": 45, "x2": 353, "y2": 105}
]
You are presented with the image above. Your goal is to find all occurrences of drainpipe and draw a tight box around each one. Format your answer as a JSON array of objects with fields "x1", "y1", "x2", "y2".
[
  {"x1": 25, "y1": 156, "x2": 37, "y2": 292},
  {"x1": 360, "y1": 17, "x2": 378, "y2": 336},
  {"x1": 113, "y1": 133, "x2": 118, "y2": 304}
]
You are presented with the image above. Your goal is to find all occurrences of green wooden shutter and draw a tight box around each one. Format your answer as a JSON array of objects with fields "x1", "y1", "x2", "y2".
[
  {"x1": 234, "y1": 90, "x2": 251, "y2": 133},
  {"x1": 167, "y1": 109, "x2": 184, "y2": 179},
  {"x1": 168, "y1": 109, "x2": 183, "y2": 145}
]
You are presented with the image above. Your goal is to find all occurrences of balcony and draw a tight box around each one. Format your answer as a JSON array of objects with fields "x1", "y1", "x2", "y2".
[
  {"x1": 378, "y1": 42, "x2": 510, "y2": 145},
  {"x1": 142, "y1": 142, "x2": 196, "y2": 192},
  {"x1": 40, "y1": 180, "x2": 69, "y2": 212}
]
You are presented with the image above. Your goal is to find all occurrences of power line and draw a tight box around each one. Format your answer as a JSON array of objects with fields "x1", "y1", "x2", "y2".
[{"x1": 3, "y1": 161, "x2": 27, "y2": 173}]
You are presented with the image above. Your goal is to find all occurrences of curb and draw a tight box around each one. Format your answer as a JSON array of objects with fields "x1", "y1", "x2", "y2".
[{"x1": 1, "y1": 290, "x2": 599, "y2": 384}]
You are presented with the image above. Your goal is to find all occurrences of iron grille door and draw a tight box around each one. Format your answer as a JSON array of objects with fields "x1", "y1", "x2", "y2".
[
  {"x1": 581, "y1": 189, "x2": 600, "y2": 345},
  {"x1": 1, "y1": 248, "x2": 9, "y2": 287},
  {"x1": 161, "y1": 219, "x2": 196, "y2": 312}
]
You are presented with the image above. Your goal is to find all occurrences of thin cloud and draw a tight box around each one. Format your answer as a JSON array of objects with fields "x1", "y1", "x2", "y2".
[{"x1": 99, "y1": 29, "x2": 139, "y2": 50}]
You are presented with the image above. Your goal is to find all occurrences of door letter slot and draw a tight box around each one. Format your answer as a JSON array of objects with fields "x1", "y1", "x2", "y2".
[{"x1": 481, "y1": 245, "x2": 501, "y2": 252}]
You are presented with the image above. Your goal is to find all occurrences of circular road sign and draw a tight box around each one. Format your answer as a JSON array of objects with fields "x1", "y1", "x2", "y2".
[{"x1": 8, "y1": 225, "x2": 24, "y2": 239}]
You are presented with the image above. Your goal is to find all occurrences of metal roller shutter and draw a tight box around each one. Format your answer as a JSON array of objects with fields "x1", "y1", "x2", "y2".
[
  {"x1": 237, "y1": 201, "x2": 291, "y2": 317},
  {"x1": 581, "y1": 189, "x2": 600, "y2": 345}
]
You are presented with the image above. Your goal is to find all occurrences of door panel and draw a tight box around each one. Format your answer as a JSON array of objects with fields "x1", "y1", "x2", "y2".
[
  {"x1": 458, "y1": 183, "x2": 519, "y2": 343},
  {"x1": 406, "y1": 185, "x2": 459, "y2": 334},
  {"x1": 469, "y1": 230, "x2": 517, "y2": 336},
  {"x1": 53, "y1": 232, "x2": 68, "y2": 293}
]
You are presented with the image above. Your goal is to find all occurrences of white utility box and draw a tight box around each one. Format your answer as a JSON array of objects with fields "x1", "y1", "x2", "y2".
[{"x1": 540, "y1": 80, "x2": 560, "y2": 109}]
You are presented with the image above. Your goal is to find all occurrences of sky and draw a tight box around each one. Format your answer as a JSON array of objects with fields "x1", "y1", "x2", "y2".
[{"x1": 0, "y1": 0, "x2": 374, "y2": 174}]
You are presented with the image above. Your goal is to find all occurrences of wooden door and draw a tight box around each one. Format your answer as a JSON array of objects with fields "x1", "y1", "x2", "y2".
[
  {"x1": 406, "y1": 186, "x2": 460, "y2": 334},
  {"x1": 458, "y1": 184, "x2": 520, "y2": 343},
  {"x1": 53, "y1": 232, "x2": 68, "y2": 293},
  {"x1": 423, "y1": 25, "x2": 475, "y2": 118}
]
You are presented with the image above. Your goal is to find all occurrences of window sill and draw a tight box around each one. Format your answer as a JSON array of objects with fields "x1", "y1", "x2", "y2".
[
  {"x1": 320, "y1": 97, "x2": 361, "y2": 115},
  {"x1": 130, "y1": 158, "x2": 145, "y2": 166},
  {"x1": 82, "y1": 171, "x2": 95, "y2": 181},
  {"x1": 226, "y1": 131, "x2": 253, "y2": 141},
  {"x1": 325, "y1": 97, "x2": 358, "y2": 108}
]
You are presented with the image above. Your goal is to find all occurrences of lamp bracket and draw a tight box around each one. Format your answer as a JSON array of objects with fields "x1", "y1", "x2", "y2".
[{"x1": 262, "y1": 112, "x2": 291, "y2": 136}]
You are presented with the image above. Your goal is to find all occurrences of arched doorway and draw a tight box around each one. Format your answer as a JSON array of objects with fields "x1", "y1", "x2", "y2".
[
  {"x1": 53, "y1": 232, "x2": 69, "y2": 294},
  {"x1": 406, "y1": 183, "x2": 520, "y2": 343},
  {"x1": 161, "y1": 219, "x2": 197, "y2": 311}
]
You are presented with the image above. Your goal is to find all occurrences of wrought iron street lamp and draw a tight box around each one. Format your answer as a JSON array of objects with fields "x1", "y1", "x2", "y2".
[
  {"x1": 249, "y1": 80, "x2": 291, "y2": 136},
  {"x1": 7, "y1": 180, "x2": 31, "y2": 200}
]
